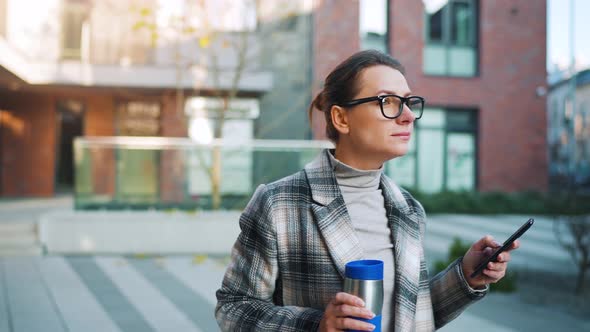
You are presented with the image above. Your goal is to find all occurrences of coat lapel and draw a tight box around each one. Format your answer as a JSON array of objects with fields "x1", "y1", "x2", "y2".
[
  {"x1": 304, "y1": 150, "x2": 363, "y2": 278},
  {"x1": 381, "y1": 175, "x2": 422, "y2": 330}
]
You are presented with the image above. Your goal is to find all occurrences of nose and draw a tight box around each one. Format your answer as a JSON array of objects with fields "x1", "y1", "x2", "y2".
[{"x1": 396, "y1": 104, "x2": 416, "y2": 124}]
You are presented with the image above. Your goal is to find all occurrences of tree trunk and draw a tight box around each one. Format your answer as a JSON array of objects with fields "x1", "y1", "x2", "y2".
[
  {"x1": 575, "y1": 263, "x2": 587, "y2": 294},
  {"x1": 211, "y1": 146, "x2": 222, "y2": 209}
]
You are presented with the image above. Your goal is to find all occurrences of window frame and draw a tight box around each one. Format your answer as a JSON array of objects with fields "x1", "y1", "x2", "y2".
[
  {"x1": 423, "y1": 0, "x2": 480, "y2": 77},
  {"x1": 413, "y1": 106, "x2": 479, "y2": 192},
  {"x1": 359, "y1": 0, "x2": 390, "y2": 53}
]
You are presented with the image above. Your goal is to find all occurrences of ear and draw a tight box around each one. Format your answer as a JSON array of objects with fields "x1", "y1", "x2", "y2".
[{"x1": 330, "y1": 105, "x2": 350, "y2": 135}]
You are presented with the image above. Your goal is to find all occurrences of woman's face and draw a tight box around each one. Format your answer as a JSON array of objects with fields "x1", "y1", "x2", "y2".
[{"x1": 335, "y1": 65, "x2": 416, "y2": 168}]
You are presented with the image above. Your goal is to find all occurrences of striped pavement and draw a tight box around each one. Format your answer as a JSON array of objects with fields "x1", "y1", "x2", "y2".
[{"x1": 0, "y1": 215, "x2": 588, "y2": 332}]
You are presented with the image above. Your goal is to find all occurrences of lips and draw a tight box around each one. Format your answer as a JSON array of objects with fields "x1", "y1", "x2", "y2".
[{"x1": 391, "y1": 132, "x2": 411, "y2": 137}]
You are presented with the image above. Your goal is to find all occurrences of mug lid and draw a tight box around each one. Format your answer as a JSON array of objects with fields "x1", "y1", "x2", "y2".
[{"x1": 345, "y1": 260, "x2": 384, "y2": 280}]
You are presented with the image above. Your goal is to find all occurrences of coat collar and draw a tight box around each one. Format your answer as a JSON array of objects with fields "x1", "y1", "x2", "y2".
[{"x1": 304, "y1": 150, "x2": 421, "y2": 329}]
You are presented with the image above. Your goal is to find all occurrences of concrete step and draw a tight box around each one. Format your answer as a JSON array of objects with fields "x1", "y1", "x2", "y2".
[
  {"x1": 0, "y1": 246, "x2": 42, "y2": 256},
  {"x1": 0, "y1": 221, "x2": 37, "y2": 234},
  {"x1": 0, "y1": 234, "x2": 38, "y2": 247}
]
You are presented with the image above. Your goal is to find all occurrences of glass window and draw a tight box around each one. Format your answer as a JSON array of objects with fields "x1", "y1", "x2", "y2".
[
  {"x1": 402, "y1": 107, "x2": 478, "y2": 193},
  {"x1": 423, "y1": 0, "x2": 477, "y2": 77},
  {"x1": 427, "y1": 5, "x2": 443, "y2": 42},
  {"x1": 0, "y1": 0, "x2": 6, "y2": 37},
  {"x1": 386, "y1": 134, "x2": 416, "y2": 188},
  {"x1": 446, "y1": 133, "x2": 475, "y2": 190},
  {"x1": 418, "y1": 129, "x2": 445, "y2": 193},
  {"x1": 359, "y1": 0, "x2": 388, "y2": 52},
  {"x1": 451, "y1": 1, "x2": 471, "y2": 45},
  {"x1": 61, "y1": 1, "x2": 89, "y2": 59}
]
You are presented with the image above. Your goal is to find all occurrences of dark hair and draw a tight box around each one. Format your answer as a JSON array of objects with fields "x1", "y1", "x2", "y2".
[{"x1": 308, "y1": 50, "x2": 405, "y2": 142}]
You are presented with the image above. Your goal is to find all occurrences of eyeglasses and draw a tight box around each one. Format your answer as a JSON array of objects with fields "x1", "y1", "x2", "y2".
[{"x1": 339, "y1": 94, "x2": 425, "y2": 120}]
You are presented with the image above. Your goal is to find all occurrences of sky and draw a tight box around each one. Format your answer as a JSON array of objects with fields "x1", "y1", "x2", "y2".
[{"x1": 547, "y1": 0, "x2": 590, "y2": 72}]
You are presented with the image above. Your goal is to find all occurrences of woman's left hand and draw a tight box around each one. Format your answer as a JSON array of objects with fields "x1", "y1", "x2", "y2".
[{"x1": 462, "y1": 235, "x2": 520, "y2": 289}]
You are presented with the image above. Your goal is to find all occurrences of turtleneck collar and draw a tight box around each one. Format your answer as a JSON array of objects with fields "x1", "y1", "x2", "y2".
[{"x1": 328, "y1": 149, "x2": 383, "y2": 190}]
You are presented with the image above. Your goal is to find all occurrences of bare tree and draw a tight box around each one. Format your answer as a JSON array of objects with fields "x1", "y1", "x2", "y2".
[
  {"x1": 553, "y1": 210, "x2": 590, "y2": 293},
  {"x1": 132, "y1": 0, "x2": 304, "y2": 209}
]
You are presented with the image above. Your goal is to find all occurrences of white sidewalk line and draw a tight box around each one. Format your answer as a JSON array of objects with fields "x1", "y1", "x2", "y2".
[
  {"x1": 39, "y1": 256, "x2": 121, "y2": 332},
  {"x1": 95, "y1": 257, "x2": 202, "y2": 332},
  {"x1": 163, "y1": 257, "x2": 226, "y2": 306}
]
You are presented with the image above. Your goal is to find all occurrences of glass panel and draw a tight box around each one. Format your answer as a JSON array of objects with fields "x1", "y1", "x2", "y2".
[
  {"x1": 423, "y1": 44, "x2": 447, "y2": 75},
  {"x1": 0, "y1": 0, "x2": 6, "y2": 37},
  {"x1": 419, "y1": 107, "x2": 446, "y2": 128},
  {"x1": 446, "y1": 133, "x2": 475, "y2": 191},
  {"x1": 117, "y1": 150, "x2": 160, "y2": 203},
  {"x1": 447, "y1": 110, "x2": 475, "y2": 131},
  {"x1": 448, "y1": 46, "x2": 476, "y2": 76},
  {"x1": 359, "y1": 0, "x2": 387, "y2": 52},
  {"x1": 188, "y1": 119, "x2": 254, "y2": 196},
  {"x1": 61, "y1": 2, "x2": 88, "y2": 59},
  {"x1": 418, "y1": 129, "x2": 444, "y2": 193},
  {"x1": 387, "y1": 135, "x2": 416, "y2": 188},
  {"x1": 74, "y1": 137, "x2": 331, "y2": 210},
  {"x1": 425, "y1": 2, "x2": 445, "y2": 42},
  {"x1": 451, "y1": 1, "x2": 471, "y2": 45}
]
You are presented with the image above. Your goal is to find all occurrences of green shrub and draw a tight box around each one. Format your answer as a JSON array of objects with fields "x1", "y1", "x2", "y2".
[
  {"x1": 405, "y1": 189, "x2": 590, "y2": 215},
  {"x1": 432, "y1": 237, "x2": 517, "y2": 293}
]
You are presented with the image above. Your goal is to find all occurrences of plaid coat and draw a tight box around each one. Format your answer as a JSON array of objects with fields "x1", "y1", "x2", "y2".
[{"x1": 216, "y1": 150, "x2": 486, "y2": 331}]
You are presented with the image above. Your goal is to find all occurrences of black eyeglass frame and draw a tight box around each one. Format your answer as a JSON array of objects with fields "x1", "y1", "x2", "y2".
[{"x1": 339, "y1": 94, "x2": 425, "y2": 120}]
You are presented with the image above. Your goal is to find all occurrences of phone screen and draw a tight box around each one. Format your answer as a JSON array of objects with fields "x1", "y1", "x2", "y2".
[{"x1": 469, "y1": 218, "x2": 534, "y2": 279}]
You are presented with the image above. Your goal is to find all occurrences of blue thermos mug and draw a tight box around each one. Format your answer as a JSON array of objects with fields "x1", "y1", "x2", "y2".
[{"x1": 344, "y1": 260, "x2": 384, "y2": 332}]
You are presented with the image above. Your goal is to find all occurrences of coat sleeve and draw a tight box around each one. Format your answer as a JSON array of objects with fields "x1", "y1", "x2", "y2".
[
  {"x1": 413, "y1": 199, "x2": 488, "y2": 330},
  {"x1": 215, "y1": 184, "x2": 323, "y2": 331}
]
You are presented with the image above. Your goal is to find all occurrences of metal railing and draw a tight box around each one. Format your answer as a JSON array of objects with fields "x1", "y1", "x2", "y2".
[{"x1": 74, "y1": 136, "x2": 333, "y2": 210}]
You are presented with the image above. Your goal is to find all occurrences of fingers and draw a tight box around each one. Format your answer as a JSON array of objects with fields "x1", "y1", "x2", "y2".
[
  {"x1": 322, "y1": 292, "x2": 376, "y2": 332},
  {"x1": 332, "y1": 292, "x2": 365, "y2": 307},
  {"x1": 496, "y1": 251, "x2": 511, "y2": 263},
  {"x1": 472, "y1": 235, "x2": 501, "y2": 251},
  {"x1": 483, "y1": 267, "x2": 506, "y2": 280},
  {"x1": 333, "y1": 304, "x2": 375, "y2": 320}
]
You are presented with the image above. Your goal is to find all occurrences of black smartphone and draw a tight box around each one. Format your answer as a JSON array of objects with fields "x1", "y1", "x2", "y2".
[{"x1": 469, "y1": 218, "x2": 534, "y2": 279}]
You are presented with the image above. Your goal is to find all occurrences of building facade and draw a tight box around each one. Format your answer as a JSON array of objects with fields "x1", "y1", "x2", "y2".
[
  {"x1": 0, "y1": 0, "x2": 312, "y2": 200},
  {"x1": 0, "y1": 0, "x2": 548, "y2": 199},
  {"x1": 547, "y1": 69, "x2": 590, "y2": 192},
  {"x1": 312, "y1": 0, "x2": 548, "y2": 193}
]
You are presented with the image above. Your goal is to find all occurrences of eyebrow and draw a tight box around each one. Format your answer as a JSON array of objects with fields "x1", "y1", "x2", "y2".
[{"x1": 377, "y1": 90, "x2": 412, "y2": 97}]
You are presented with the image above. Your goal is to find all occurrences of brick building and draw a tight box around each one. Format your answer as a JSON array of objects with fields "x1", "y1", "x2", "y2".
[
  {"x1": 313, "y1": 0, "x2": 547, "y2": 193},
  {"x1": 0, "y1": 0, "x2": 547, "y2": 198}
]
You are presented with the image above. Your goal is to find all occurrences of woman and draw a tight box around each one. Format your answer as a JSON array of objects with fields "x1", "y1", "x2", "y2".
[{"x1": 215, "y1": 50, "x2": 519, "y2": 332}]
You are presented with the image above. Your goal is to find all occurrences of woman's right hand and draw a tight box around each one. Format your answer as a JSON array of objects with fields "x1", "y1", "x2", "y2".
[{"x1": 318, "y1": 292, "x2": 376, "y2": 331}]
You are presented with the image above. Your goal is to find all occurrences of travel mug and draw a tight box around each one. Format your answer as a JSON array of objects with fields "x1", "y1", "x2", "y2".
[{"x1": 344, "y1": 260, "x2": 384, "y2": 332}]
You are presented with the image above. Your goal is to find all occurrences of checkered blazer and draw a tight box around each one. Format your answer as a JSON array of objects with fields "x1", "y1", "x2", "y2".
[{"x1": 216, "y1": 150, "x2": 486, "y2": 331}]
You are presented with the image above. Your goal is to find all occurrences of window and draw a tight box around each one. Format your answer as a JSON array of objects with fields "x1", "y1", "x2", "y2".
[
  {"x1": 387, "y1": 108, "x2": 477, "y2": 192},
  {"x1": 423, "y1": 0, "x2": 478, "y2": 76},
  {"x1": 61, "y1": 1, "x2": 90, "y2": 60},
  {"x1": 0, "y1": 0, "x2": 6, "y2": 37},
  {"x1": 359, "y1": 0, "x2": 388, "y2": 53}
]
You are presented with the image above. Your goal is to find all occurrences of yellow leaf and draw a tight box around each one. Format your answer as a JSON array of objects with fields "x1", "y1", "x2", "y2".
[
  {"x1": 192, "y1": 254, "x2": 208, "y2": 265},
  {"x1": 132, "y1": 21, "x2": 145, "y2": 31},
  {"x1": 183, "y1": 26, "x2": 196, "y2": 34},
  {"x1": 199, "y1": 36, "x2": 210, "y2": 48},
  {"x1": 139, "y1": 7, "x2": 152, "y2": 17}
]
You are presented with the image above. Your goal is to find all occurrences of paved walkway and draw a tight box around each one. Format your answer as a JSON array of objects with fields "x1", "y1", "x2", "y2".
[
  {"x1": 1, "y1": 254, "x2": 589, "y2": 332},
  {"x1": 1, "y1": 197, "x2": 589, "y2": 331}
]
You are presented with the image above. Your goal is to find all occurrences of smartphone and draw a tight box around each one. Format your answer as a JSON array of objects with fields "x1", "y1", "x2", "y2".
[{"x1": 469, "y1": 218, "x2": 534, "y2": 279}]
